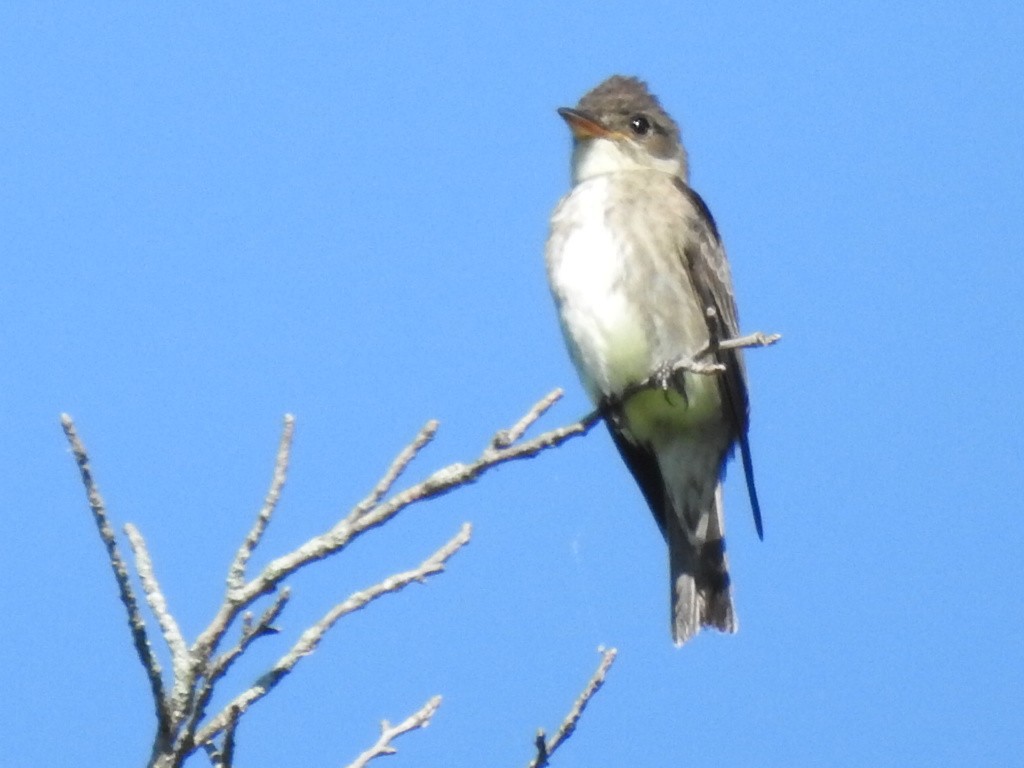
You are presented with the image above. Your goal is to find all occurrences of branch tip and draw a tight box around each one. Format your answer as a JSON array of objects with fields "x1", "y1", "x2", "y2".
[
  {"x1": 527, "y1": 646, "x2": 619, "y2": 768},
  {"x1": 491, "y1": 389, "x2": 565, "y2": 449},
  {"x1": 344, "y1": 695, "x2": 443, "y2": 768},
  {"x1": 60, "y1": 416, "x2": 171, "y2": 738}
]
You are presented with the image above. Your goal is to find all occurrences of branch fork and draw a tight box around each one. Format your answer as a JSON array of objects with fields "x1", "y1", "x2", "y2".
[{"x1": 60, "y1": 388, "x2": 606, "y2": 766}]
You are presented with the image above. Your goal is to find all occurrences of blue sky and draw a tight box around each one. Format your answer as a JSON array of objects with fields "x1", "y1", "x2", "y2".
[{"x1": 3, "y1": 2, "x2": 1022, "y2": 766}]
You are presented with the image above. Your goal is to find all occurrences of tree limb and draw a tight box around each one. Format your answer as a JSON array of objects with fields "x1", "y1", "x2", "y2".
[
  {"x1": 124, "y1": 523, "x2": 191, "y2": 714},
  {"x1": 193, "y1": 523, "x2": 471, "y2": 747},
  {"x1": 529, "y1": 647, "x2": 618, "y2": 768},
  {"x1": 227, "y1": 415, "x2": 295, "y2": 592},
  {"x1": 191, "y1": 391, "x2": 599, "y2": 675},
  {"x1": 60, "y1": 384, "x2": 696, "y2": 765},
  {"x1": 344, "y1": 695, "x2": 443, "y2": 768},
  {"x1": 60, "y1": 414, "x2": 172, "y2": 744},
  {"x1": 350, "y1": 419, "x2": 440, "y2": 521}
]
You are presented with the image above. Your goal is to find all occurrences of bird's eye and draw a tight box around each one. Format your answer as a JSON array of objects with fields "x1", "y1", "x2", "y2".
[{"x1": 630, "y1": 115, "x2": 651, "y2": 135}]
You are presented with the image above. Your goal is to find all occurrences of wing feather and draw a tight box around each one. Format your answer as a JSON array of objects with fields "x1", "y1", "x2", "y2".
[{"x1": 674, "y1": 181, "x2": 764, "y2": 539}]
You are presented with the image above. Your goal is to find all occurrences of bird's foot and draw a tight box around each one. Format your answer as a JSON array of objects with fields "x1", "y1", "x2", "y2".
[
  {"x1": 653, "y1": 356, "x2": 727, "y2": 405},
  {"x1": 607, "y1": 355, "x2": 726, "y2": 413},
  {"x1": 651, "y1": 360, "x2": 689, "y2": 406}
]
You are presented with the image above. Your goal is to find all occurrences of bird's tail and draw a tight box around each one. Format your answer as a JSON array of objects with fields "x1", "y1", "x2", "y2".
[{"x1": 666, "y1": 484, "x2": 737, "y2": 646}]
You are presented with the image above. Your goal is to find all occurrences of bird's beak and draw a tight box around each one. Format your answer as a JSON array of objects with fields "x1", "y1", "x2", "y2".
[{"x1": 558, "y1": 107, "x2": 613, "y2": 140}]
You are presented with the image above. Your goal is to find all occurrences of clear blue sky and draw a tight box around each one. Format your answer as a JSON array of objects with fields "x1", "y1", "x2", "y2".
[{"x1": 3, "y1": 3, "x2": 1022, "y2": 766}]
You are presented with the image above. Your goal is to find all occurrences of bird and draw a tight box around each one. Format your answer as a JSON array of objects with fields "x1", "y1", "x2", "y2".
[{"x1": 545, "y1": 75, "x2": 762, "y2": 646}]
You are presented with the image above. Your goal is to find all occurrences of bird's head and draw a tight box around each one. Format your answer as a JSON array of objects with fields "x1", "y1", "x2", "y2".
[{"x1": 559, "y1": 75, "x2": 688, "y2": 185}]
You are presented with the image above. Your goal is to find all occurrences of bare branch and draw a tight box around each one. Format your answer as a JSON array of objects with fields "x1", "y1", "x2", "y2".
[
  {"x1": 349, "y1": 420, "x2": 440, "y2": 523},
  {"x1": 220, "y1": 705, "x2": 242, "y2": 768},
  {"x1": 718, "y1": 330, "x2": 782, "y2": 351},
  {"x1": 194, "y1": 393, "x2": 600, "y2": 667},
  {"x1": 529, "y1": 647, "x2": 618, "y2": 768},
  {"x1": 194, "y1": 523, "x2": 472, "y2": 746},
  {"x1": 64, "y1": 389, "x2": 640, "y2": 765},
  {"x1": 200, "y1": 705, "x2": 242, "y2": 768},
  {"x1": 339, "y1": 393, "x2": 599, "y2": 544},
  {"x1": 178, "y1": 449, "x2": 296, "y2": 759},
  {"x1": 228, "y1": 415, "x2": 295, "y2": 591},
  {"x1": 180, "y1": 393, "x2": 595, "y2": 755},
  {"x1": 491, "y1": 388, "x2": 565, "y2": 449},
  {"x1": 344, "y1": 695, "x2": 443, "y2": 768},
  {"x1": 124, "y1": 523, "x2": 190, "y2": 707},
  {"x1": 544, "y1": 647, "x2": 618, "y2": 757},
  {"x1": 183, "y1": 587, "x2": 293, "y2": 746},
  {"x1": 60, "y1": 414, "x2": 171, "y2": 738},
  {"x1": 210, "y1": 588, "x2": 290, "y2": 681}
]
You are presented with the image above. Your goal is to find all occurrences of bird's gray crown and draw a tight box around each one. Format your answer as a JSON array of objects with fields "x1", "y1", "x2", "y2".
[
  {"x1": 577, "y1": 75, "x2": 681, "y2": 145},
  {"x1": 565, "y1": 75, "x2": 687, "y2": 180}
]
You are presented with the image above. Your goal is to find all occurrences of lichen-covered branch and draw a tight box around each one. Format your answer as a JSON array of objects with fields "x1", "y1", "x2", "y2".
[
  {"x1": 345, "y1": 695, "x2": 443, "y2": 768},
  {"x1": 61, "y1": 390, "x2": 606, "y2": 767},
  {"x1": 227, "y1": 415, "x2": 295, "y2": 591},
  {"x1": 193, "y1": 523, "x2": 471, "y2": 746},
  {"x1": 60, "y1": 414, "x2": 171, "y2": 746},
  {"x1": 528, "y1": 647, "x2": 619, "y2": 768},
  {"x1": 124, "y1": 523, "x2": 191, "y2": 713}
]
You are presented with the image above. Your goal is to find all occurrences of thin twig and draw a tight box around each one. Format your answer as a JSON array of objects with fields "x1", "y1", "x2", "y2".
[
  {"x1": 718, "y1": 330, "x2": 782, "y2": 351},
  {"x1": 344, "y1": 695, "x2": 443, "y2": 768},
  {"x1": 685, "y1": 328, "x2": 783, "y2": 374},
  {"x1": 228, "y1": 415, "x2": 295, "y2": 591},
  {"x1": 174, "y1": 416, "x2": 294, "y2": 755},
  {"x1": 184, "y1": 587, "x2": 292, "y2": 746},
  {"x1": 210, "y1": 588, "x2": 290, "y2": 680},
  {"x1": 194, "y1": 523, "x2": 472, "y2": 746},
  {"x1": 349, "y1": 420, "x2": 440, "y2": 522},
  {"x1": 529, "y1": 647, "x2": 618, "y2": 768},
  {"x1": 490, "y1": 389, "x2": 565, "y2": 450},
  {"x1": 194, "y1": 393, "x2": 599, "y2": 667},
  {"x1": 187, "y1": 392, "x2": 593, "y2": 743},
  {"x1": 201, "y1": 705, "x2": 242, "y2": 768},
  {"x1": 337, "y1": 401, "x2": 600, "y2": 544},
  {"x1": 60, "y1": 415, "x2": 171, "y2": 739}
]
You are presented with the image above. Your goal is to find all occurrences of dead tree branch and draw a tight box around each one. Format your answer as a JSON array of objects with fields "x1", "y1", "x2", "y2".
[
  {"x1": 192, "y1": 524, "x2": 469, "y2": 746},
  {"x1": 61, "y1": 343, "x2": 779, "y2": 763},
  {"x1": 529, "y1": 647, "x2": 619, "y2": 768},
  {"x1": 61, "y1": 390, "x2": 603, "y2": 767},
  {"x1": 227, "y1": 415, "x2": 295, "y2": 591},
  {"x1": 60, "y1": 415, "x2": 172, "y2": 747},
  {"x1": 345, "y1": 695, "x2": 443, "y2": 768}
]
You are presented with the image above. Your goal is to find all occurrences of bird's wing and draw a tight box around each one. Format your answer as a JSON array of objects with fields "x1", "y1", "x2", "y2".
[
  {"x1": 606, "y1": 421, "x2": 668, "y2": 538},
  {"x1": 674, "y1": 180, "x2": 763, "y2": 539}
]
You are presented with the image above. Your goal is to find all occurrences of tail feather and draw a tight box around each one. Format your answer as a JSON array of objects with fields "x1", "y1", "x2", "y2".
[{"x1": 667, "y1": 484, "x2": 737, "y2": 646}]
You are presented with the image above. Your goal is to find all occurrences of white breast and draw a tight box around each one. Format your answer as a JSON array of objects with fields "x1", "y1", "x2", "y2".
[{"x1": 546, "y1": 177, "x2": 651, "y2": 401}]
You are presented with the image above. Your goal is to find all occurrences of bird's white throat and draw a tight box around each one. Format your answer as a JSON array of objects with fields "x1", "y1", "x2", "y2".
[{"x1": 570, "y1": 137, "x2": 685, "y2": 185}]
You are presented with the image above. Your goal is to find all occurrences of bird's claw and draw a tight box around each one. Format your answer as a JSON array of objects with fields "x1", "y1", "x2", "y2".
[
  {"x1": 652, "y1": 360, "x2": 689, "y2": 406},
  {"x1": 603, "y1": 354, "x2": 726, "y2": 415}
]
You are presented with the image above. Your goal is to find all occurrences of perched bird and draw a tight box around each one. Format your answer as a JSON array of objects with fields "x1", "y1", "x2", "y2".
[{"x1": 546, "y1": 75, "x2": 762, "y2": 646}]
